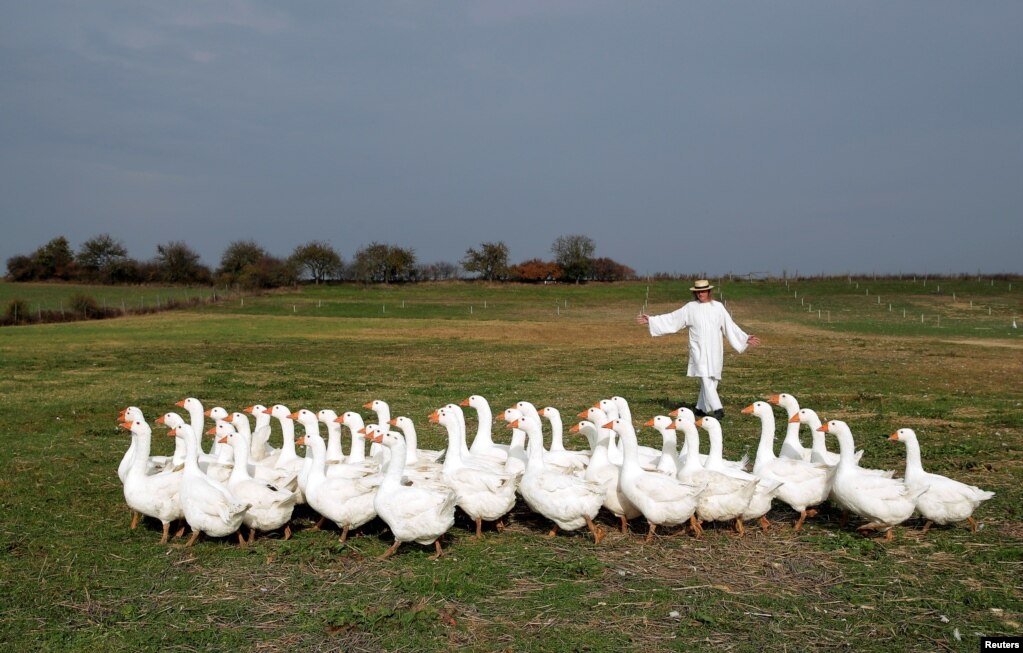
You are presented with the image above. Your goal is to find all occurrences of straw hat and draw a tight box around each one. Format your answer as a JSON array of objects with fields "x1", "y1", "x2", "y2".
[{"x1": 689, "y1": 279, "x2": 714, "y2": 292}]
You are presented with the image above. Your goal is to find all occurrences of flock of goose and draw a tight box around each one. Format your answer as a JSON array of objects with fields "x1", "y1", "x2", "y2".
[{"x1": 117, "y1": 393, "x2": 994, "y2": 559}]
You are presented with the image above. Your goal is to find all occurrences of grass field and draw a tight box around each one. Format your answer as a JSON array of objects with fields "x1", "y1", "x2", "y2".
[{"x1": 1, "y1": 278, "x2": 1020, "y2": 651}]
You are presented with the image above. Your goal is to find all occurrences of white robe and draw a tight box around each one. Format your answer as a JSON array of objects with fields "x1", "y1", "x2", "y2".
[{"x1": 647, "y1": 300, "x2": 749, "y2": 379}]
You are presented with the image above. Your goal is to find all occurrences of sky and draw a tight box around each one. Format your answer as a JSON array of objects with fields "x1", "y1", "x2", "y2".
[{"x1": 1, "y1": 1, "x2": 1021, "y2": 277}]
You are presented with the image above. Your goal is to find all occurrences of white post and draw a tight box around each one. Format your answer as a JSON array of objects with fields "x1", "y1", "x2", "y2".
[
  {"x1": 293, "y1": 305, "x2": 296, "y2": 313},
  {"x1": 470, "y1": 305, "x2": 473, "y2": 315}
]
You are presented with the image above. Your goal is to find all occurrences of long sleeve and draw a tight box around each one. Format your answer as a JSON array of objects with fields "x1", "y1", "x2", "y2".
[
  {"x1": 721, "y1": 305, "x2": 750, "y2": 354},
  {"x1": 647, "y1": 305, "x2": 690, "y2": 337}
]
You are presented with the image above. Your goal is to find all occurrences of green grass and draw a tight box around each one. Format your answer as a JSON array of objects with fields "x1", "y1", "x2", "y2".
[
  {"x1": 0, "y1": 280, "x2": 226, "y2": 315},
  {"x1": 1, "y1": 278, "x2": 1021, "y2": 651}
]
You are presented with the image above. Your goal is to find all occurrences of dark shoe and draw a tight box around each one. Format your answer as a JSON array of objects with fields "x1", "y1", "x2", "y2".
[
  {"x1": 713, "y1": 409, "x2": 725, "y2": 419},
  {"x1": 693, "y1": 408, "x2": 707, "y2": 418}
]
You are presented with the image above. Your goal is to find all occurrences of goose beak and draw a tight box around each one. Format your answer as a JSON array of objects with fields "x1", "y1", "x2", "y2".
[
  {"x1": 668, "y1": 409, "x2": 678, "y2": 417},
  {"x1": 569, "y1": 423, "x2": 580, "y2": 433},
  {"x1": 243, "y1": 405, "x2": 254, "y2": 414},
  {"x1": 767, "y1": 394, "x2": 780, "y2": 405},
  {"x1": 459, "y1": 398, "x2": 470, "y2": 407},
  {"x1": 741, "y1": 405, "x2": 754, "y2": 414},
  {"x1": 389, "y1": 418, "x2": 399, "y2": 426},
  {"x1": 888, "y1": 432, "x2": 900, "y2": 441},
  {"x1": 117, "y1": 409, "x2": 127, "y2": 421},
  {"x1": 175, "y1": 400, "x2": 186, "y2": 408},
  {"x1": 295, "y1": 436, "x2": 305, "y2": 446},
  {"x1": 167, "y1": 428, "x2": 178, "y2": 437},
  {"x1": 508, "y1": 419, "x2": 519, "y2": 428},
  {"x1": 333, "y1": 415, "x2": 344, "y2": 423},
  {"x1": 369, "y1": 433, "x2": 384, "y2": 444},
  {"x1": 362, "y1": 401, "x2": 374, "y2": 409},
  {"x1": 695, "y1": 418, "x2": 704, "y2": 428},
  {"x1": 643, "y1": 418, "x2": 656, "y2": 427},
  {"x1": 289, "y1": 411, "x2": 301, "y2": 420},
  {"x1": 203, "y1": 409, "x2": 213, "y2": 417},
  {"x1": 119, "y1": 422, "x2": 132, "y2": 430},
  {"x1": 155, "y1": 415, "x2": 166, "y2": 425},
  {"x1": 206, "y1": 427, "x2": 217, "y2": 435},
  {"x1": 601, "y1": 421, "x2": 614, "y2": 429},
  {"x1": 817, "y1": 424, "x2": 830, "y2": 433},
  {"x1": 576, "y1": 410, "x2": 589, "y2": 418},
  {"x1": 217, "y1": 436, "x2": 228, "y2": 444},
  {"x1": 428, "y1": 410, "x2": 440, "y2": 424},
  {"x1": 788, "y1": 414, "x2": 801, "y2": 424},
  {"x1": 357, "y1": 427, "x2": 367, "y2": 435}
]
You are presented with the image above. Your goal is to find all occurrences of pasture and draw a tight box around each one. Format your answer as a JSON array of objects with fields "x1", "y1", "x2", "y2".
[{"x1": 1, "y1": 278, "x2": 1020, "y2": 651}]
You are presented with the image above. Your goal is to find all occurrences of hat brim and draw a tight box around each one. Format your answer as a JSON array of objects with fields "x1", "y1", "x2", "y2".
[{"x1": 690, "y1": 285, "x2": 714, "y2": 292}]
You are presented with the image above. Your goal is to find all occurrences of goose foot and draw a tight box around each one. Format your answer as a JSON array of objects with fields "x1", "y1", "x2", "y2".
[
  {"x1": 922, "y1": 520, "x2": 934, "y2": 534},
  {"x1": 689, "y1": 515, "x2": 704, "y2": 538},
  {"x1": 619, "y1": 515, "x2": 629, "y2": 534},
  {"x1": 495, "y1": 518, "x2": 505, "y2": 533},
  {"x1": 474, "y1": 518, "x2": 483, "y2": 540},
  {"x1": 586, "y1": 516, "x2": 605, "y2": 544},
  {"x1": 546, "y1": 525, "x2": 559, "y2": 538},
  {"x1": 184, "y1": 531, "x2": 201, "y2": 547},
  {"x1": 283, "y1": 524, "x2": 292, "y2": 540},
  {"x1": 793, "y1": 509, "x2": 814, "y2": 532},
  {"x1": 237, "y1": 531, "x2": 247, "y2": 547},
  {"x1": 967, "y1": 517, "x2": 978, "y2": 534},
  {"x1": 310, "y1": 516, "x2": 327, "y2": 532},
  {"x1": 882, "y1": 528, "x2": 894, "y2": 543},
  {"x1": 160, "y1": 522, "x2": 171, "y2": 544},
  {"x1": 130, "y1": 512, "x2": 140, "y2": 530},
  {"x1": 759, "y1": 516, "x2": 770, "y2": 533},
  {"x1": 644, "y1": 523, "x2": 657, "y2": 544},
  {"x1": 735, "y1": 518, "x2": 745, "y2": 537},
  {"x1": 340, "y1": 525, "x2": 349, "y2": 544},
  {"x1": 378, "y1": 541, "x2": 401, "y2": 560},
  {"x1": 174, "y1": 521, "x2": 187, "y2": 539},
  {"x1": 428, "y1": 540, "x2": 443, "y2": 561}
]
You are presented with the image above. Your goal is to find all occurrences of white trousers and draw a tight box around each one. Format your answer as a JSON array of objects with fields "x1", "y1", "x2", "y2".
[{"x1": 695, "y1": 376, "x2": 722, "y2": 413}]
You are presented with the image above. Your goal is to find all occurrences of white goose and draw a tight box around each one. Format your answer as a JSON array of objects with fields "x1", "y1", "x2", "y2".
[
  {"x1": 390, "y1": 416, "x2": 444, "y2": 473},
  {"x1": 369, "y1": 428, "x2": 457, "y2": 560},
  {"x1": 606, "y1": 418, "x2": 704, "y2": 542},
  {"x1": 431, "y1": 407, "x2": 519, "y2": 538},
  {"x1": 539, "y1": 406, "x2": 589, "y2": 471},
  {"x1": 743, "y1": 402, "x2": 834, "y2": 531},
  {"x1": 574, "y1": 420, "x2": 640, "y2": 533},
  {"x1": 243, "y1": 404, "x2": 277, "y2": 464},
  {"x1": 768, "y1": 393, "x2": 811, "y2": 461},
  {"x1": 297, "y1": 427, "x2": 380, "y2": 543},
  {"x1": 221, "y1": 414, "x2": 299, "y2": 490},
  {"x1": 216, "y1": 427, "x2": 297, "y2": 542},
  {"x1": 117, "y1": 407, "x2": 170, "y2": 482},
  {"x1": 889, "y1": 428, "x2": 994, "y2": 533},
  {"x1": 789, "y1": 409, "x2": 867, "y2": 468},
  {"x1": 167, "y1": 424, "x2": 249, "y2": 546},
  {"x1": 596, "y1": 399, "x2": 662, "y2": 467},
  {"x1": 683, "y1": 413, "x2": 781, "y2": 534},
  {"x1": 511, "y1": 415, "x2": 606, "y2": 543},
  {"x1": 672, "y1": 408, "x2": 748, "y2": 470},
  {"x1": 119, "y1": 418, "x2": 183, "y2": 543},
  {"x1": 819, "y1": 420, "x2": 922, "y2": 541},
  {"x1": 676, "y1": 417, "x2": 757, "y2": 536},
  {"x1": 644, "y1": 415, "x2": 679, "y2": 476},
  {"x1": 461, "y1": 395, "x2": 509, "y2": 461}
]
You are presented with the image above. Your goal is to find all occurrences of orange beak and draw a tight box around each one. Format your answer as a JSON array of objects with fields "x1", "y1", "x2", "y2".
[
  {"x1": 119, "y1": 421, "x2": 132, "y2": 430},
  {"x1": 601, "y1": 421, "x2": 613, "y2": 429},
  {"x1": 203, "y1": 409, "x2": 212, "y2": 417},
  {"x1": 369, "y1": 432, "x2": 384, "y2": 444},
  {"x1": 741, "y1": 405, "x2": 754, "y2": 414},
  {"x1": 362, "y1": 401, "x2": 374, "y2": 409},
  {"x1": 459, "y1": 398, "x2": 470, "y2": 407},
  {"x1": 817, "y1": 424, "x2": 830, "y2": 433},
  {"x1": 428, "y1": 410, "x2": 440, "y2": 424},
  {"x1": 668, "y1": 409, "x2": 678, "y2": 417},
  {"x1": 155, "y1": 415, "x2": 166, "y2": 425},
  {"x1": 118, "y1": 409, "x2": 127, "y2": 421},
  {"x1": 217, "y1": 436, "x2": 228, "y2": 445},
  {"x1": 243, "y1": 405, "x2": 254, "y2": 414},
  {"x1": 643, "y1": 418, "x2": 656, "y2": 427},
  {"x1": 569, "y1": 423, "x2": 580, "y2": 433},
  {"x1": 167, "y1": 428, "x2": 178, "y2": 437},
  {"x1": 695, "y1": 418, "x2": 704, "y2": 428},
  {"x1": 225, "y1": 414, "x2": 235, "y2": 423},
  {"x1": 576, "y1": 410, "x2": 589, "y2": 418},
  {"x1": 888, "y1": 432, "x2": 900, "y2": 441},
  {"x1": 295, "y1": 436, "x2": 305, "y2": 446},
  {"x1": 788, "y1": 414, "x2": 801, "y2": 424},
  {"x1": 357, "y1": 427, "x2": 367, "y2": 435},
  {"x1": 206, "y1": 426, "x2": 217, "y2": 435},
  {"x1": 289, "y1": 411, "x2": 301, "y2": 420},
  {"x1": 389, "y1": 418, "x2": 399, "y2": 426},
  {"x1": 508, "y1": 419, "x2": 519, "y2": 428},
  {"x1": 767, "y1": 395, "x2": 780, "y2": 405},
  {"x1": 175, "y1": 400, "x2": 186, "y2": 408}
]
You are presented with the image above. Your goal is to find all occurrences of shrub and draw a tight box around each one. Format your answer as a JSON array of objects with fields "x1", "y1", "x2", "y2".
[
  {"x1": 69, "y1": 293, "x2": 101, "y2": 318},
  {"x1": 5, "y1": 299, "x2": 29, "y2": 324}
]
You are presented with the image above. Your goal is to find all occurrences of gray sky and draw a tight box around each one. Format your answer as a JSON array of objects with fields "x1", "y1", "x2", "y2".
[{"x1": 2, "y1": 2, "x2": 1021, "y2": 277}]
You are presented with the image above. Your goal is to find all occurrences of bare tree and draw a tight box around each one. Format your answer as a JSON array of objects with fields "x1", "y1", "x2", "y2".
[
  {"x1": 461, "y1": 241, "x2": 510, "y2": 281},
  {"x1": 551, "y1": 234, "x2": 595, "y2": 283}
]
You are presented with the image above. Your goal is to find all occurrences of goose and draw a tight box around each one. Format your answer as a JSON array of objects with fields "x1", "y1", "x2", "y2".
[
  {"x1": 430, "y1": 407, "x2": 519, "y2": 538},
  {"x1": 157, "y1": 412, "x2": 217, "y2": 473},
  {"x1": 595, "y1": 399, "x2": 662, "y2": 468},
  {"x1": 767, "y1": 393, "x2": 811, "y2": 461},
  {"x1": 511, "y1": 416, "x2": 605, "y2": 543},
  {"x1": 888, "y1": 428, "x2": 994, "y2": 533},
  {"x1": 605, "y1": 418, "x2": 704, "y2": 542},
  {"x1": 119, "y1": 419, "x2": 183, "y2": 543},
  {"x1": 683, "y1": 414, "x2": 781, "y2": 533},
  {"x1": 644, "y1": 415, "x2": 679, "y2": 476},
  {"x1": 221, "y1": 413, "x2": 300, "y2": 490},
  {"x1": 819, "y1": 420, "x2": 922, "y2": 541},
  {"x1": 390, "y1": 416, "x2": 444, "y2": 473},
  {"x1": 461, "y1": 395, "x2": 509, "y2": 461},
  {"x1": 538, "y1": 406, "x2": 590, "y2": 471},
  {"x1": 167, "y1": 424, "x2": 249, "y2": 546},
  {"x1": 216, "y1": 427, "x2": 297, "y2": 542},
  {"x1": 368, "y1": 428, "x2": 457, "y2": 560},
  {"x1": 267, "y1": 404, "x2": 306, "y2": 479},
  {"x1": 176, "y1": 397, "x2": 212, "y2": 455},
  {"x1": 117, "y1": 407, "x2": 170, "y2": 482},
  {"x1": 743, "y1": 402, "x2": 834, "y2": 531},
  {"x1": 497, "y1": 408, "x2": 528, "y2": 478},
  {"x1": 671, "y1": 408, "x2": 749, "y2": 471},
  {"x1": 297, "y1": 427, "x2": 380, "y2": 543},
  {"x1": 243, "y1": 404, "x2": 277, "y2": 463},
  {"x1": 574, "y1": 420, "x2": 640, "y2": 533},
  {"x1": 202, "y1": 411, "x2": 236, "y2": 485},
  {"x1": 314, "y1": 409, "x2": 345, "y2": 465},
  {"x1": 294, "y1": 408, "x2": 374, "y2": 484},
  {"x1": 789, "y1": 411, "x2": 881, "y2": 473},
  {"x1": 363, "y1": 399, "x2": 397, "y2": 461},
  {"x1": 675, "y1": 418, "x2": 757, "y2": 536}
]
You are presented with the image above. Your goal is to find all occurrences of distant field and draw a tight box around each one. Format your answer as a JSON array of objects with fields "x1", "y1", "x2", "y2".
[
  {"x1": 0, "y1": 278, "x2": 1020, "y2": 651},
  {"x1": 0, "y1": 281, "x2": 224, "y2": 315}
]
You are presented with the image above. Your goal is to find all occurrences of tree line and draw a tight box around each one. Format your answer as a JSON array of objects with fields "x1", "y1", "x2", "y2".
[{"x1": 5, "y1": 234, "x2": 635, "y2": 288}]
